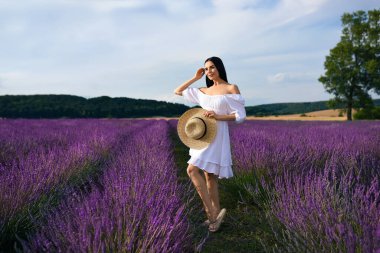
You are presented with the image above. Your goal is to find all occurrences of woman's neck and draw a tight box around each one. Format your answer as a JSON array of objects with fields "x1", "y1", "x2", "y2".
[{"x1": 212, "y1": 78, "x2": 227, "y2": 86}]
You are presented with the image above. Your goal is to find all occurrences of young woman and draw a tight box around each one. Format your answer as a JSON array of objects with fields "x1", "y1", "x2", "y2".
[{"x1": 174, "y1": 56, "x2": 246, "y2": 232}]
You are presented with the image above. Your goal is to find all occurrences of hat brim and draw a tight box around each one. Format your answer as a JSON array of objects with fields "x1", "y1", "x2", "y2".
[{"x1": 177, "y1": 108, "x2": 217, "y2": 150}]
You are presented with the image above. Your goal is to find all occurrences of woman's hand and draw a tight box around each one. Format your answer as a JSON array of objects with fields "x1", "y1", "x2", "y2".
[
  {"x1": 203, "y1": 110, "x2": 219, "y2": 120},
  {"x1": 194, "y1": 68, "x2": 205, "y2": 80}
]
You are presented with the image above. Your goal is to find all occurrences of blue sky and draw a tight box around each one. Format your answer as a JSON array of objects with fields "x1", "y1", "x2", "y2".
[{"x1": 0, "y1": 0, "x2": 379, "y2": 106}]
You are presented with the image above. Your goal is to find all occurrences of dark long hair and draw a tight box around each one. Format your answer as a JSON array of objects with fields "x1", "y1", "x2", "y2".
[{"x1": 204, "y1": 56, "x2": 228, "y2": 88}]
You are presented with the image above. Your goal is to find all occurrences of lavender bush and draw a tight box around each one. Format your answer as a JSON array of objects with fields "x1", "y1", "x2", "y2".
[
  {"x1": 0, "y1": 119, "x2": 136, "y2": 249},
  {"x1": 229, "y1": 120, "x2": 380, "y2": 252},
  {"x1": 23, "y1": 120, "x2": 192, "y2": 252},
  {"x1": 230, "y1": 121, "x2": 379, "y2": 182},
  {"x1": 266, "y1": 167, "x2": 379, "y2": 252}
]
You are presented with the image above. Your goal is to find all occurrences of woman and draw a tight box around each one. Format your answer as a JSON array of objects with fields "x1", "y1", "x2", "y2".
[{"x1": 174, "y1": 56, "x2": 246, "y2": 232}]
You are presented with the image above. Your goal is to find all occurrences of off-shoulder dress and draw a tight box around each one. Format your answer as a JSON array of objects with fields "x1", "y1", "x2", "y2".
[{"x1": 182, "y1": 87, "x2": 246, "y2": 179}]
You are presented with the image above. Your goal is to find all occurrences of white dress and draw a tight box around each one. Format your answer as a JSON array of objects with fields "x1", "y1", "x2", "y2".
[{"x1": 182, "y1": 87, "x2": 246, "y2": 179}]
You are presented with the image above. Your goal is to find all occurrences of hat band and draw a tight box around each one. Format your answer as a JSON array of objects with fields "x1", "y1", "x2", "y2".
[{"x1": 193, "y1": 117, "x2": 207, "y2": 140}]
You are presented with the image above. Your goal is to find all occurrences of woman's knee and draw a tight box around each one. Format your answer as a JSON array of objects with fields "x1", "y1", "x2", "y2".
[{"x1": 187, "y1": 164, "x2": 199, "y2": 177}]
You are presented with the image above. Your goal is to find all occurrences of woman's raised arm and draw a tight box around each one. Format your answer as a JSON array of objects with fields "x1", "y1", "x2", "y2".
[{"x1": 173, "y1": 68, "x2": 205, "y2": 96}]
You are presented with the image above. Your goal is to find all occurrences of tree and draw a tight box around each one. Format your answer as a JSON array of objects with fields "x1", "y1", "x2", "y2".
[{"x1": 319, "y1": 9, "x2": 380, "y2": 120}]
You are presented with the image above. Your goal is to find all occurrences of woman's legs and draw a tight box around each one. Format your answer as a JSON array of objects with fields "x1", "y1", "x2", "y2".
[
  {"x1": 187, "y1": 164, "x2": 218, "y2": 222},
  {"x1": 204, "y1": 172, "x2": 220, "y2": 215}
]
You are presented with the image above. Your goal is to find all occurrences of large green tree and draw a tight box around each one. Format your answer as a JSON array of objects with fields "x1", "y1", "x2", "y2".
[{"x1": 319, "y1": 9, "x2": 380, "y2": 120}]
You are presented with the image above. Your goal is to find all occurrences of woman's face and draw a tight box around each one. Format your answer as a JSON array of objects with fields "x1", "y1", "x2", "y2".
[{"x1": 204, "y1": 60, "x2": 219, "y2": 81}]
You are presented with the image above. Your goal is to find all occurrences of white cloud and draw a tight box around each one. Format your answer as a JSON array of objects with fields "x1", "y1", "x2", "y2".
[
  {"x1": 212, "y1": 0, "x2": 258, "y2": 9},
  {"x1": 267, "y1": 72, "x2": 318, "y2": 84},
  {"x1": 90, "y1": 0, "x2": 149, "y2": 12},
  {"x1": 268, "y1": 73, "x2": 285, "y2": 83}
]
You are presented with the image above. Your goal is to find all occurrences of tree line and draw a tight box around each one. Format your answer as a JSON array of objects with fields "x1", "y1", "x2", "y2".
[
  {"x1": 0, "y1": 95, "x2": 189, "y2": 118},
  {"x1": 1, "y1": 94, "x2": 379, "y2": 119}
]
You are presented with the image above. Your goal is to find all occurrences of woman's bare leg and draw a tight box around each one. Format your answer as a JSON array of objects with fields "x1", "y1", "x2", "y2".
[
  {"x1": 187, "y1": 164, "x2": 218, "y2": 222},
  {"x1": 204, "y1": 172, "x2": 220, "y2": 215}
]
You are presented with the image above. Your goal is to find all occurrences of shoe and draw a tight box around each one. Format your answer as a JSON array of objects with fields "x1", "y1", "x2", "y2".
[
  {"x1": 202, "y1": 219, "x2": 210, "y2": 226},
  {"x1": 202, "y1": 217, "x2": 226, "y2": 227},
  {"x1": 203, "y1": 208, "x2": 227, "y2": 226},
  {"x1": 208, "y1": 208, "x2": 226, "y2": 232}
]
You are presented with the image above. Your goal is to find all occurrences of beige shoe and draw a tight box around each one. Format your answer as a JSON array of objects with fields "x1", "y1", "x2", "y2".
[
  {"x1": 208, "y1": 208, "x2": 226, "y2": 232},
  {"x1": 203, "y1": 208, "x2": 226, "y2": 226}
]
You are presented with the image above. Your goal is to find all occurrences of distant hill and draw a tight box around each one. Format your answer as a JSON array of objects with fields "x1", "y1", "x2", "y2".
[
  {"x1": 0, "y1": 95, "x2": 189, "y2": 118},
  {"x1": 245, "y1": 99, "x2": 380, "y2": 116},
  {"x1": 0, "y1": 94, "x2": 379, "y2": 118}
]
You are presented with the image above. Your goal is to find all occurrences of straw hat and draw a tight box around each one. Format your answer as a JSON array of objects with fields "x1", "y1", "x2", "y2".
[{"x1": 177, "y1": 108, "x2": 217, "y2": 149}]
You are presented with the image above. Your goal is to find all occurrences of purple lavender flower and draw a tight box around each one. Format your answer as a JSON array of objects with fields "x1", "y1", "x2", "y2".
[
  {"x1": 23, "y1": 120, "x2": 192, "y2": 252},
  {"x1": 229, "y1": 120, "x2": 380, "y2": 252}
]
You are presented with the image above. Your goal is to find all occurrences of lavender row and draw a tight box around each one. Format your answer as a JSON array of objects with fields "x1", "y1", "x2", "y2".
[
  {"x1": 0, "y1": 119, "x2": 138, "y2": 248},
  {"x1": 0, "y1": 119, "x2": 98, "y2": 167},
  {"x1": 24, "y1": 120, "x2": 192, "y2": 252},
  {"x1": 230, "y1": 120, "x2": 380, "y2": 184},
  {"x1": 229, "y1": 120, "x2": 380, "y2": 252},
  {"x1": 266, "y1": 167, "x2": 379, "y2": 252}
]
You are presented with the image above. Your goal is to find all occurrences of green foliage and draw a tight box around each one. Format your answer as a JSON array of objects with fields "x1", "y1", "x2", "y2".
[
  {"x1": 0, "y1": 95, "x2": 189, "y2": 118},
  {"x1": 354, "y1": 106, "x2": 380, "y2": 119},
  {"x1": 1, "y1": 94, "x2": 379, "y2": 119},
  {"x1": 319, "y1": 9, "x2": 380, "y2": 120},
  {"x1": 246, "y1": 101, "x2": 329, "y2": 116}
]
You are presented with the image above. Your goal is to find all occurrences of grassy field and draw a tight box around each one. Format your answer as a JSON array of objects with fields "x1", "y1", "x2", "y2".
[{"x1": 246, "y1": 109, "x2": 357, "y2": 121}]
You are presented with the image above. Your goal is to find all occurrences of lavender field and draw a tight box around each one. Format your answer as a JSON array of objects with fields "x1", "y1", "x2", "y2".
[
  {"x1": 0, "y1": 119, "x2": 379, "y2": 252},
  {"x1": 228, "y1": 121, "x2": 380, "y2": 252}
]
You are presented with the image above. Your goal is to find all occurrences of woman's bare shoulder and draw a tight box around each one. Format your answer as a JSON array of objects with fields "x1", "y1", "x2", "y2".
[
  {"x1": 228, "y1": 84, "x2": 241, "y2": 94},
  {"x1": 199, "y1": 87, "x2": 208, "y2": 92}
]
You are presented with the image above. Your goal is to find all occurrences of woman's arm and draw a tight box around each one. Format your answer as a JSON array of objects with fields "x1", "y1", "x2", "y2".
[
  {"x1": 203, "y1": 110, "x2": 236, "y2": 121},
  {"x1": 173, "y1": 68, "x2": 205, "y2": 96},
  {"x1": 214, "y1": 114, "x2": 236, "y2": 121}
]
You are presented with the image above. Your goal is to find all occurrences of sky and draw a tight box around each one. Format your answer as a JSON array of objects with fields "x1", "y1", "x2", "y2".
[{"x1": 0, "y1": 0, "x2": 379, "y2": 106}]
